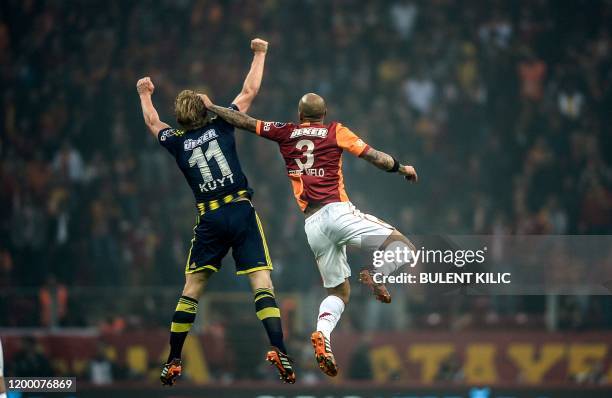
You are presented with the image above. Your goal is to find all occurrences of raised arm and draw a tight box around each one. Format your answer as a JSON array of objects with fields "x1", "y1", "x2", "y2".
[
  {"x1": 361, "y1": 147, "x2": 418, "y2": 182},
  {"x1": 232, "y1": 38, "x2": 268, "y2": 112},
  {"x1": 201, "y1": 94, "x2": 258, "y2": 133},
  {"x1": 336, "y1": 124, "x2": 418, "y2": 182},
  {"x1": 137, "y1": 77, "x2": 170, "y2": 137}
]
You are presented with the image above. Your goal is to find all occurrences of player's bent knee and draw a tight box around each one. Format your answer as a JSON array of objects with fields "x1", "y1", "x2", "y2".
[
  {"x1": 182, "y1": 270, "x2": 211, "y2": 298},
  {"x1": 383, "y1": 229, "x2": 415, "y2": 251},
  {"x1": 388, "y1": 229, "x2": 408, "y2": 241},
  {"x1": 248, "y1": 269, "x2": 273, "y2": 291}
]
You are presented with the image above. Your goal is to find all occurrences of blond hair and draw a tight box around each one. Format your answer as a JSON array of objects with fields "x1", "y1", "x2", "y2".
[{"x1": 174, "y1": 90, "x2": 208, "y2": 130}]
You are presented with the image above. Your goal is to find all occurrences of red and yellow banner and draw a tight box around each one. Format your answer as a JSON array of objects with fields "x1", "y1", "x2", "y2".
[{"x1": 2, "y1": 331, "x2": 611, "y2": 385}]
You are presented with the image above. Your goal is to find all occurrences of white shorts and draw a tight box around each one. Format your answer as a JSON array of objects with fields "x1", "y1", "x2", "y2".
[{"x1": 304, "y1": 202, "x2": 394, "y2": 288}]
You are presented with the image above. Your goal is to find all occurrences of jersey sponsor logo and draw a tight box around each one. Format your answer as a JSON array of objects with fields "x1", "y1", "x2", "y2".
[
  {"x1": 160, "y1": 129, "x2": 178, "y2": 141},
  {"x1": 263, "y1": 121, "x2": 287, "y2": 131},
  {"x1": 184, "y1": 129, "x2": 219, "y2": 151},
  {"x1": 289, "y1": 127, "x2": 328, "y2": 139}
]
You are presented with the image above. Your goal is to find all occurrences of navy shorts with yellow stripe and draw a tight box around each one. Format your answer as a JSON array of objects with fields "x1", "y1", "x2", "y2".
[{"x1": 185, "y1": 200, "x2": 272, "y2": 275}]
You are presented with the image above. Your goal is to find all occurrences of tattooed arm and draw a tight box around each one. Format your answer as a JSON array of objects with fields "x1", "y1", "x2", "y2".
[
  {"x1": 362, "y1": 147, "x2": 395, "y2": 170},
  {"x1": 362, "y1": 147, "x2": 418, "y2": 182},
  {"x1": 201, "y1": 96, "x2": 258, "y2": 133}
]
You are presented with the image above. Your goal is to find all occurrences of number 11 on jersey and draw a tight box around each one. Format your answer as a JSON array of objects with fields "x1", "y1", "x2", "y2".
[{"x1": 188, "y1": 139, "x2": 234, "y2": 191}]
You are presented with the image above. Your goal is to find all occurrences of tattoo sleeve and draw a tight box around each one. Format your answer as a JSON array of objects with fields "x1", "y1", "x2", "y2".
[
  {"x1": 208, "y1": 104, "x2": 258, "y2": 132},
  {"x1": 362, "y1": 147, "x2": 396, "y2": 171}
]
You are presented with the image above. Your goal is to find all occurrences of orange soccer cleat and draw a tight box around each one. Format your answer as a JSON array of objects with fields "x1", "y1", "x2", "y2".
[
  {"x1": 160, "y1": 358, "x2": 183, "y2": 386},
  {"x1": 359, "y1": 269, "x2": 392, "y2": 303},
  {"x1": 266, "y1": 346, "x2": 296, "y2": 384},
  {"x1": 310, "y1": 331, "x2": 338, "y2": 377}
]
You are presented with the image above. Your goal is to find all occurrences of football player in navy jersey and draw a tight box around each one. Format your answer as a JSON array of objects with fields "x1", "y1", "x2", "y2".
[{"x1": 136, "y1": 38, "x2": 295, "y2": 385}]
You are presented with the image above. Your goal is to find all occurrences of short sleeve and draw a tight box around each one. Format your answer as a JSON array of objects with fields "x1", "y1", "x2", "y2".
[
  {"x1": 255, "y1": 121, "x2": 291, "y2": 142},
  {"x1": 158, "y1": 127, "x2": 182, "y2": 154},
  {"x1": 336, "y1": 123, "x2": 370, "y2": 156}
]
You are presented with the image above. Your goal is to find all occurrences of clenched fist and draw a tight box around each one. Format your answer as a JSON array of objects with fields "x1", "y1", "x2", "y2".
[
  {"x1": 251, "y1": 38, "x2": 268, "y2": 53},
  {"x1": 400, "y1": 165, "x2": 418, "y2": 183},
  {"x1": 136, "y1": 77, "x2": 154, "y2": 96}
]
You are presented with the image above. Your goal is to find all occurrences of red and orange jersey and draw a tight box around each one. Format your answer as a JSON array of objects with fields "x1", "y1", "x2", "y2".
[{"x1": 255, "y1": 120, "x2": 370, "y2": 211}]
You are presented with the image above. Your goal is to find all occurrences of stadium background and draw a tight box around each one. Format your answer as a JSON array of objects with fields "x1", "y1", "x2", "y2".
[{"x1": 0, "y1": 0, "x2": 611, "y2": 397}]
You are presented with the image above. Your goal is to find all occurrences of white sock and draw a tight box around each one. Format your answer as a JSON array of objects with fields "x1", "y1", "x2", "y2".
[{"x1": 316, "y1": 295, "x2": 345, "y2": 341}]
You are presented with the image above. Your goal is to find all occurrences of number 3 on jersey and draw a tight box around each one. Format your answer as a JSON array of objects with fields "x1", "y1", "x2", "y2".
[
  {"x1": 295, "y1": 139, "x2": 315, "y2": 170},
  {"x1": 189, "y1": 139, "x2": 232, "y2": 184}
]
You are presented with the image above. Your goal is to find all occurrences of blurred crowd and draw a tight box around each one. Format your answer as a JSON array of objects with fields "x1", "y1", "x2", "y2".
[{"x1": 0, "y1": 0, "x2": 611, "y2": 329}]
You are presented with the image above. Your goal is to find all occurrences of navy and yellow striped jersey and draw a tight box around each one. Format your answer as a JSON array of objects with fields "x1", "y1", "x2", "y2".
[{"x1": 158, "y1": 104, "x2": 252, "y2": 206}]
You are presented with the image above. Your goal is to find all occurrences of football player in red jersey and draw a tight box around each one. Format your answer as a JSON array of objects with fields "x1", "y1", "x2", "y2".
[{"x1": 201, "y1": 93, "x2": 417, "y2": 377}]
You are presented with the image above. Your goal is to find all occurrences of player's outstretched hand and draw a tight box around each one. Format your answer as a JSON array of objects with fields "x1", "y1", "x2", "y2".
[
  {"x1": 251, "y1": 38, "x2": 268, "y2": 53},
  {"x1": 400, "y1": 165, "x2": 418, "y2": 183},
  {"x1": 198, "y1": 94, "x2": 213, "y2": 109},
  {"x1": 137, "y1": 77, "x2": 155, "y2": 96}
]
